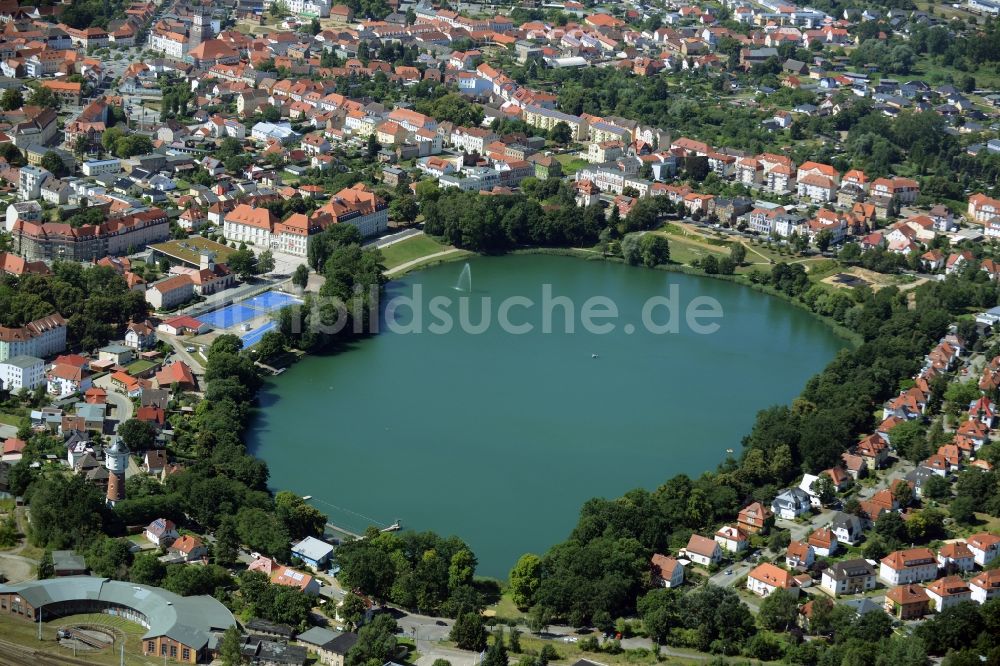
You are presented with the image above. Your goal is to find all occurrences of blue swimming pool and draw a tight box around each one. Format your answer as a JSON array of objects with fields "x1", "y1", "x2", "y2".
[
  {"x1": 197, "y1": 291, "x2": 302, "y2": 331},
  {"x1": 242, "y1": 291, "x2": 300, "y2": 312},
  {"x1": 242, "y1": 320, "x2": 277, "y2": 347},
  {"x1": 197, "y1": 304, "x2": 260, "y2": 329}
]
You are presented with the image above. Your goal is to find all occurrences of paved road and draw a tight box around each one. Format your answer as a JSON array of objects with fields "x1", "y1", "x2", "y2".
[
  {"x1": 0, "y1": 552, "x2": 37, "y2": 584},
  {"x1": 91, "y1": 375, "x2": 135, "y2": 422},
  {"x1": 709, "y1": 560, "x2": 755, "y2": 588},
  {"x1": 157, "y1": 334, "x2": 206, "y2": 375},
  {"x1": 857, "y1": 461, "x2": 915, "y2": 501}
]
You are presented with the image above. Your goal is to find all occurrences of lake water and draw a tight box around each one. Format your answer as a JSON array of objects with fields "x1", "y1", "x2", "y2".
[{"x1": 247, "y1": 254, "x2": 847, "y2": 578}]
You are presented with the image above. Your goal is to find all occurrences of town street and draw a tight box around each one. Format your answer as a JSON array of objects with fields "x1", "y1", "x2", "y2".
[
  {"x1": 775, "y1": 507, "x2": 837, "y2": 543},
  {"x1": 708, "y1": 560, "x2": 755, "y2": 588},
  {"x1": 90, "y1": 375, "x2": 135, "y2": 422}
]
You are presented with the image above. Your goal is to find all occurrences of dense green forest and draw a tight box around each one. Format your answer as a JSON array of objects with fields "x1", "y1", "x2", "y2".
[
  {"x1": 58, "y1": 0, "x2": 129, "y2": 30},
  {"x1": 0, "y1": 263, "x2": 148, "y2": 351},
  {"x1": 336, "y1": 528, "x2": 490, "y2": 616},
  {"x1": 276, "y1": 224, "x2": 386, "y2": 351}
]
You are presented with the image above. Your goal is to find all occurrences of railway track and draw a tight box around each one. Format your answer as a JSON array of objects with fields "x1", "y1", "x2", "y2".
[{"x1": 0, "y1": 637, "x2": 112, "y2": 666}]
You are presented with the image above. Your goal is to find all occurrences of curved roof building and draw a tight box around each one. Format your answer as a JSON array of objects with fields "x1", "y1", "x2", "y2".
[{"x1": 0, "y1": 576, "x2": 236, "y2": 663}]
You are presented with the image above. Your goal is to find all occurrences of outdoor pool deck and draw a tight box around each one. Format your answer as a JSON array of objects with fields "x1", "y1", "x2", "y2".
[{"x1": 195, "y1": 290, "x2": 301, "y2": 348}]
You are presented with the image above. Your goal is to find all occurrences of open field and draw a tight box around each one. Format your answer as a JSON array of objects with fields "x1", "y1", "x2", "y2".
[
  {"x1": 126, "y1": 360, "x2": 157, "y2": 375},
  {"x1": 380, "y1": 235, "x2": 450, "y2": 270},
  {"x1": 0, "y1": 412, "x2": 21, "y2": 426},
  {"x1": 554, "y1": 154, "x2": 589, "y2": 176},
  {"x1": 820, "y1": 265, "x2": 920, "y2": 291},
  {"x1": 487, "y1": 592, "x2": 528, "y2": 622}
]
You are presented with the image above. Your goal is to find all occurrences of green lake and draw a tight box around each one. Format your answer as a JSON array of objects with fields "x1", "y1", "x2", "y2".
[{"x1": 248, "y1": 254, "x2": 847, "y2": 577}]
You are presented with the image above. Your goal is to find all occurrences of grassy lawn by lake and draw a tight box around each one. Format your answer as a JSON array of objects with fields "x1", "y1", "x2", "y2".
[
  {"x1": 380, "y1": 235, "x2": 450, "y2": 270},
  {"x1": 488, "y1": 591, "x2": 528, "y2": 622},
  {"x1": 651, "y1": 225, "x2": 731, "y2": 266}
]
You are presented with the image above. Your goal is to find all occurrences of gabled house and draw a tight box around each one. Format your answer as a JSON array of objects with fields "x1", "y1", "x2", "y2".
[
  {"x1": 969, "y1": 396, "x2": 996, "y2": 427},
  {"x1": 747, "y1": 563, "x2": 797, "y2": 597},
  {"x1": 841, "y1": 453, "x2": 868, "y2": 480},
  {"x1": 854, "y1": 433, "x2": 890, "y2": 468},
  {"x1": 971, "y1": 569, "x2": 1000, "y2": 604},
  {"x1": 143, "y1": 449, "x2": 168, "y2": 475},
  {"x1": 771, "y1": 488, "x2": 811, "y2": 520},
  {"x1": 821, "y1": 559, "x2": 876, "y2": 597},
  {"x1": 168, "y1": 535, "x2": 208, "y2": 562},
  {"x1": 737, "y1": 501, "x2": 773, "y2": 534},
  {"x1": 925, "y1": 576, "x2": 971, "y2": 612},
  {"x1": 786, "y1": 540, "x2": 814, "y2": 569},
  {"x1": 967, "y1": 533, "x2": 1000, "y2": 567},
  {"x1": 879, "y1": 548, "x2": 938, "y2": 586},
  {"x1": 905, "y1": 465, "x2": 939, "y2": 497},
  {"x1": 248, "y1": 556, "x2": 320, "y2": 595},
  {"x1": 808, "y1": 527, "x2": 838, "y2": 557},
  {"x1": 714, "y1": 525, "x2": 749, "y2": 553},
  {"x1": 885, "y1": 584, "x2": 930, "y2": 619},
  {"x1": 651, "y1": 553, "x2": 684, "y2": 588},
  {"x1": 125, "y1": 321, "x2": 157, "y2": 350},
  {"x1": 937, "y1": 542, "x2": 975, "y2": 573},
  {"x1": 684, "y1": 534, "x2": 722, "y2": 567},
  {"x1": 831, "y1": 512, "x2": 864, "y2": 546},
  {"x1": 144, "y1": 518, "x2": 179, "y2": 547}
]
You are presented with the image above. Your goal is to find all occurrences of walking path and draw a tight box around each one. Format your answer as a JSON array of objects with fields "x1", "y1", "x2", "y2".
[{"x1": 386, "y1": 249, "x2": 465, "y2": 276}]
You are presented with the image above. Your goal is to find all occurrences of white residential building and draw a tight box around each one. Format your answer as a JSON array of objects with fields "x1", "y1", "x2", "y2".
[
  {"x1": 18, "y1": 165, "x2": 50, "y2": 200},
  {"x1": 925, "y1": 576, "x2": 972, "y2": 612},
  {"x1": 0, "y1": 314, "x2": 67, "y2": 362},
  {"x1": 971, "y1": 570, "x2": 1000, "y2": 604},
  {"x1": 149, "y1": 30, "x2": 189, "y2": 59},
  {"x1": 0, "y1": 355, "x2": 45, "y2": 391},
  {"x1": 82, "y1": 159, "x2": 122, "y2": 177},
  {"x1": 747, "y1": 563, "x2": 796, "y2": 598},
  {"x1": 879, "y1": 548, "x2": 938, "y2": 586},
  {"x1": 968, "y1": 533, "x2": 1000, "y2": 567},
  {"x1": 820, "y1": 559, "x2": 876, "y2": 597}
]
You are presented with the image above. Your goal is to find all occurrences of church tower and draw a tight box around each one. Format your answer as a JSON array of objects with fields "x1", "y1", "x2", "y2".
[
  {"x1": 190, "y1": 7, "x2": 211, "y2": 49},
  {"x1": 105, "y1": 437, "x2": 129, "y2": 506}
]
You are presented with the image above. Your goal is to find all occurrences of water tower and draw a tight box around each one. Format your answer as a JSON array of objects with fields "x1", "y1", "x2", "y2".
[{"x1": 105, "y1": 437, "x2": 129, "y2": 506}]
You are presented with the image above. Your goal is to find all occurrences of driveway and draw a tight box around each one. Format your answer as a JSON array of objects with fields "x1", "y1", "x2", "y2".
[
  {"x1": 91, "y1": 375, "x2": 135, "y2": 422},
  {"x1": 857, "y1": 461, "x2": 916, "y2": 501},
  {"x1": 776, "y1": 508, "x2": 837, "y2": 542},
  {"x1": 397, "y1": 611, "x2": 452, "y2": 643},
  {"x1": 0, "y1": 552, "x2": 36, "y2": 584},
  {"x1": 157, "y1": 334, "x2": 205, "y2": 375}
]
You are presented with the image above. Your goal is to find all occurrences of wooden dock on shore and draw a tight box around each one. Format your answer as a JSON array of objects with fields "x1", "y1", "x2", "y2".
[{"x1": 324, "y1": 520, "x2": 402, "y2": 542}]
